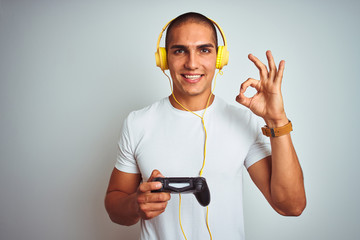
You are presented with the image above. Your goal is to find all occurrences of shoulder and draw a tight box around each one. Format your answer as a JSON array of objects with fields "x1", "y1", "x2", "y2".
[
  {"x1": 126, "y1": 98, "x2": 169, "y2": 123},
  {"x1": 120, "y1": 98, "x2": 169, "y2": 142}
]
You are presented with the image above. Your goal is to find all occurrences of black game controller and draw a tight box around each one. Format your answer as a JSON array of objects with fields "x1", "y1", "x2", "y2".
[{"x1": 152, "y1": 177, "x2": 211, "y2": 207}]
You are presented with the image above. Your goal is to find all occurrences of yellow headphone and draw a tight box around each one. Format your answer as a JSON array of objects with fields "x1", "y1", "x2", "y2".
[{"x1": 155, "y1": 18, "x2": 229, "y2": 71}]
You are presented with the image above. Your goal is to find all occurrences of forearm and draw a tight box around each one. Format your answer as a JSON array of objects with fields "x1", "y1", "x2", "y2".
[
  {"x1": 269, "y1": 132, "x2": 306, "y2": 215},
  {"x1": 105, "y1": 191, "x2": 140, "y2": 226}
]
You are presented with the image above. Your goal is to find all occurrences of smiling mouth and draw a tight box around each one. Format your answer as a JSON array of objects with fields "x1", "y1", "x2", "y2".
[{"x1": 182, "y1": 74, "x2": 203, "y2": 80}]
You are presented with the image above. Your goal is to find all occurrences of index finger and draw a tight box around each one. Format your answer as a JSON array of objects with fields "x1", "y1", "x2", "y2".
[
  {"x1": 148, "y1": 169, "x2": 165, "y2": 182},
  {"x1": 248, "y1": 53, "x2": 268, "y2": 80},
  {"x1": 139, "y1": 181, "x2": 162, "y2": 193}
]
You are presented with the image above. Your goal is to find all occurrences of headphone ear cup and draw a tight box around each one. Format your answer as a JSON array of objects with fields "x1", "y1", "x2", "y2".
[
  {"x1": 155, "y1": 47, "x2": 168, "y2": 70},
  {"x1": 216, "y1": 46, "x2": 229, "y2": 69}
]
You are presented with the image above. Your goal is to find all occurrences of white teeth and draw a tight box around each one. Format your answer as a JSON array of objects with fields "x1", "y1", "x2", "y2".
[{"x1": 184, "y1": 75, "x2": 201, "y2": 79}]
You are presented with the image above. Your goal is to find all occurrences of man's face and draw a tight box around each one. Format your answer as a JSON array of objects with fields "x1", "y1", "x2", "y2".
[{"x1": 167, "y1": 22, "x2": 217, "y2": 101}]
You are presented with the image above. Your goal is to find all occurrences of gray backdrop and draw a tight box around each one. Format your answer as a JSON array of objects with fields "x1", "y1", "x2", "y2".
[{"x1": 1, "y1": 0, "x2": 359, "y2": 239}]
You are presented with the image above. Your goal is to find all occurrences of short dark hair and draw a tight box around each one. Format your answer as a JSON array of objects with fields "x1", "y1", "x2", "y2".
[{"x1": 165, "y1": 12, "x2": 218, "y2": 51}]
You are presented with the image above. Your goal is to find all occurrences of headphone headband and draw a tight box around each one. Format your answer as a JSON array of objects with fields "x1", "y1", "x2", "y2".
[{"x1": 156, "y1": 18, "x2": 228, "y2": 51}]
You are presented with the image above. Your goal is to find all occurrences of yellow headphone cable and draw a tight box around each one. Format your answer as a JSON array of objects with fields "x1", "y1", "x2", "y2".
[{"x1": 162, "y1": 69, "x2": 223, "y2": 240}]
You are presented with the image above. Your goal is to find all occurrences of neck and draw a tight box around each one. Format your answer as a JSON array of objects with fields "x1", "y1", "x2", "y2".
[{"x1": 169, "y1": 93, "x2": 215, "y2": 112}]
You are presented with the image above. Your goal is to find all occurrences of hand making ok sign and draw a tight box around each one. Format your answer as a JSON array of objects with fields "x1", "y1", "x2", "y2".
[{"x1": 236, "y1": 50, "x2": 288, "y2": 127}]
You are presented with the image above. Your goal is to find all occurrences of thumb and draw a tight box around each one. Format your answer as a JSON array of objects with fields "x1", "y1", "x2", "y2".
[
  {"x1": 236, "y1": 93, "x2": 251, "y2": 109},
  {"x1": 236, "y1": 78, "x2": 259, "y2": 108},
  {"x1": 148, "y1": 169, "x2": 165, "y2": 182}
]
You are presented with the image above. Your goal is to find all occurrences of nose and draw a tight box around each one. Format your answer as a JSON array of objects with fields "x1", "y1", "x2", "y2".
[{"x1": 184, "y1": 50, "x2": 199, "y2": 70}]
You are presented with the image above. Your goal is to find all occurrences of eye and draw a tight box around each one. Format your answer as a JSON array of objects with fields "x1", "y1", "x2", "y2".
[
  {"x1": 174, "y1": 49, "x2": 185, "y2": 54},
  {"x1": 200, "y1": 48, "x2": 211, "y2": 53}
]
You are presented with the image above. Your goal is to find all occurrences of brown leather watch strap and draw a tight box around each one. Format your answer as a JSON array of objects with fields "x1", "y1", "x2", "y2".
[{"x1": 262, "y1": 120, "x2": 293, "y2": 137}]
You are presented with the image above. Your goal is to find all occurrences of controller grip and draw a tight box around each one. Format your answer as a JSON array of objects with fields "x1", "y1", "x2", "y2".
[{"x1": 194, "y1": 178, "x2": 211, "y2": 207}]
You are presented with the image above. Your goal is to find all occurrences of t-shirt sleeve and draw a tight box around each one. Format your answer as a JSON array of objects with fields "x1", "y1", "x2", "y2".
[
  {"x1": 244, "y1": 118, "x2": 271, "y2": 169},
  {"x1": 114, "y1": 116, "x2": 140, "y2": 174}
]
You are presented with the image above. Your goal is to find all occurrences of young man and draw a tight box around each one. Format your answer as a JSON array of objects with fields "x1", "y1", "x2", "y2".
[{"x1": 105, "y1": 12, "x2": 306, "y2": 239}]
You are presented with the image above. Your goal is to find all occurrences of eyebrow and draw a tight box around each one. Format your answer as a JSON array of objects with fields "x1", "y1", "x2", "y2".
[{"x1": 170, "y1": 43, "x2": 215, "y2": 49}]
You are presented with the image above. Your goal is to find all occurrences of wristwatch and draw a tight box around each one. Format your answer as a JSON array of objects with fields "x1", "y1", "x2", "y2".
[{"x1": 261, "y1": 120, "x2": 293, "y2": 137}]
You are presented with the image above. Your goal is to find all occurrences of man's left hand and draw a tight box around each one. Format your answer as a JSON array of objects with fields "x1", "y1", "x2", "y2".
[{"x1": 236, "y1": 50, "x2": 288, "y2": 127}]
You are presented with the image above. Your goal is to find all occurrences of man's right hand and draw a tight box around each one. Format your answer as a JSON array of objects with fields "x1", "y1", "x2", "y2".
[{"x1": 136, "y1": 170, "x2": 171, "y2": 220}]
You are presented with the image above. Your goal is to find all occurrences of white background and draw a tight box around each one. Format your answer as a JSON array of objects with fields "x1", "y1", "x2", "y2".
[{"x1": 1, "y1": 0, "x2": 359, "y2": 239}]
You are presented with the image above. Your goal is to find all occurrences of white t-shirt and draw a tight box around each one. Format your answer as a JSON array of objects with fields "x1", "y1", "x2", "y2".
[{"x1": 116, "y1": 96, "x2": 271, "y2": 240}]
